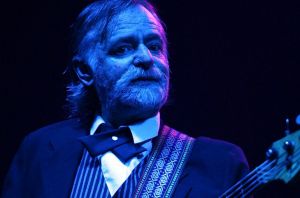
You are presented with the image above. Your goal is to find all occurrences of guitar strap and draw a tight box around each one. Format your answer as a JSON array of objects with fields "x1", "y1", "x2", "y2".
[{"x1": 134, "y1": 125, "x2": 195, "y2": 198}]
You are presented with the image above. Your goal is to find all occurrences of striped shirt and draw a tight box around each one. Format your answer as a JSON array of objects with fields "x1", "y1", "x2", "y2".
[{"x1": 70, "y1": 150, "x2": 147, "y2": 198}]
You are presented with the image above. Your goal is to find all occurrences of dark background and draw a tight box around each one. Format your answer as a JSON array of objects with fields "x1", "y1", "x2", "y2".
[{"x1": 1, "y1": 0, "x2": 300, "y2": 197}]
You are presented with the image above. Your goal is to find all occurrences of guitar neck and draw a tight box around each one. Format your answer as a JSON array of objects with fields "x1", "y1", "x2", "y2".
[
  {"x1": 219, "y1": 159, "x2": 277, "y2": 198},
  {"x1": 220, "y1": 129, "x2": 300, "y2": 197}
]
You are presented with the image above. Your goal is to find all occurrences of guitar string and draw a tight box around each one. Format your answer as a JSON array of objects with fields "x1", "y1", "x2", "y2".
[
  {"x1": 236, "y1": 153, "x2": 299, "y2": 198},
  {"x1": 222, "y1": 146, "x2": 300, "y2": 197},
  {"x1": 233, "y1": 149, "x2": 300, "y2": 198},
  {"x1": 222, "y1": 133, "x2": 300, "y2": 198},
  {"x1": 237, "y1": 161, "x2": 282, "y2": 198},
  {"x1": 219, "y1": 160, "x2": 276, "y2": 198},
  {"x1": 220, "y1": 161, "x2": 273, "y2": 197},
  {"x1": 232, "y1": 146, "x2": 300, "y2": 198}
]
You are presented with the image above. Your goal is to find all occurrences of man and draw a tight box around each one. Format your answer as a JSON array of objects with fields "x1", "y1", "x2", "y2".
[{"x1": 2, "y1": 0, "x2": 249, "y2": 197}]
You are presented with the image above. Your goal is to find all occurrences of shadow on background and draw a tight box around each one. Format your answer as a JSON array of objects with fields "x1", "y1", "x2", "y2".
[{"x1": 1, "y1": 0, "x2": 300, "y2": 197}]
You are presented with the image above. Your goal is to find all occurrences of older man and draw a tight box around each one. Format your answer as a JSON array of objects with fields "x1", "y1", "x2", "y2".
[{"x1": 2, "y1": 0, "x2": 249, "y2": 197}]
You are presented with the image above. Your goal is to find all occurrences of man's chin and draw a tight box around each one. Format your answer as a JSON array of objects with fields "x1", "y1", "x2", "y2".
[
  {"x1": 107, "y1": 89, "x2": 167, "y2": 125},
  {"x1": 126, "y1": 87, "x2": 165, "y2": 103},
  {"x1": 119, "y1": 93, "x2": 164, "y2": 113}
]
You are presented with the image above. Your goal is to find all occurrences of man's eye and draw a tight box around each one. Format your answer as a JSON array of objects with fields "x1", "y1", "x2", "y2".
[
  {"x1": 111, "y1": 45, "x2": 133, "y2": 56},
  {"x1": 148, "y1": 43, "x2": 162, "y2": 52}
]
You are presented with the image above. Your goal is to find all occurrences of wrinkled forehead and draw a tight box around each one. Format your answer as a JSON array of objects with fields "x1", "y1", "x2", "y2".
[
  {"x1": 108, "y1": 5, "x2": 164, "y2": 37},
  {"x1": 103, "y1": 5, "x2": 166, "y2": 46}
]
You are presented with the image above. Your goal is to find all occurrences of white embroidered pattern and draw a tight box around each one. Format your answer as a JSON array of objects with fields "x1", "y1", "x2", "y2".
[{"x1": 135, "y1": 126, "x2": 195, "y2": 198}]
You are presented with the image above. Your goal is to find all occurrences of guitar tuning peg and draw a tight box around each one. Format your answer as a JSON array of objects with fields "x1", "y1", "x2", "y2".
[
  {"x1": 283, "y1": 140, "x2": 295, "y2": 155},
  {"x1": 284, "y1": 118, "x2": 291, "y2": 136},
  {"x1": 266, "y1": 148, "x2": 278, "y2": 160},
  {"x1": 296, "y1": 114, "x2": 300, "y2": 126}
]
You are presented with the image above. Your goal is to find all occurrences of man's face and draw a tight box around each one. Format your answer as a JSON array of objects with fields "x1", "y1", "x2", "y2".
[{"x1": 84, "y1": 5, "x2": 169, "y2": 124}]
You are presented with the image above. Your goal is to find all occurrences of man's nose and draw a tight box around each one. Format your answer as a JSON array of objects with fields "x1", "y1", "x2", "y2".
[{"x1": 133, "y1": 45, "x2": 154, "y2": 69}]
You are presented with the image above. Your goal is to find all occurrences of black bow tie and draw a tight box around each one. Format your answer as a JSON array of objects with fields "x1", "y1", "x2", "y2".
[{"x1": 79, "y1": 123, "x2": 146, "y2": 162}]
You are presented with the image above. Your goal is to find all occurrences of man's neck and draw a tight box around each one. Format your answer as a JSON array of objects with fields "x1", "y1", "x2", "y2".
[{"x1": 100, "y1": 107, "x2": 160, "y2": 128}]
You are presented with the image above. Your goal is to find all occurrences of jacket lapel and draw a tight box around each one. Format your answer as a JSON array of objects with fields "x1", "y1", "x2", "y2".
[{"x1": 42, "y1": 122, "x2": 87, "y2": 198}]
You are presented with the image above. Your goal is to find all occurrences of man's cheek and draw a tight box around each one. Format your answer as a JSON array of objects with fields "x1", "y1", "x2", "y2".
[{"x1": 109, "y1": 57, "x2": 133, "y2": 68}]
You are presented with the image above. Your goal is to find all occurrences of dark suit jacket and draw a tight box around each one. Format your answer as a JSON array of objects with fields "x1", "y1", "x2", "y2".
[{"x1": 2, "y1": 119, "x2": 249, "y2": 198}]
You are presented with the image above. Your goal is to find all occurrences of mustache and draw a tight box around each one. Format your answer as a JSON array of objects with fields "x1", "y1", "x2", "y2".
[
  {"x1": 129, "y1": 67, "x2": 169, "y2": 83},
  {"x1": 112, "y1": 66, "x2": 170, "y2": 90}
]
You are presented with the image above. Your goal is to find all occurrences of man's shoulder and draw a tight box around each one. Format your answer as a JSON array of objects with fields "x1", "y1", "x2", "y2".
[
  {"x1": 167, "y1": 126, "x2": 247, "y2": 164},
  {"x1": 168, "y1": 126, "x2": 241, "y2": 149},
  {"x1": 190, "y1": 136, "x2": 248, "y2": 167},
  {"x1": 194, "y1": 136, "x2": 244, "y2": 154},
  {"x1": 9, "y1": 119, "x2": 86, "y2": 163},
  {"x1": 24, "y1": 118, "x2": 86, "y2": 144},
  {"x1": 168, "y1": 129, "x2": 250, "y2": 197}
]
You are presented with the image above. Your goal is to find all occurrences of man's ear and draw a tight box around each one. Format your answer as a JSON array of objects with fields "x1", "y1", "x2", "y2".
[{"x1": 72, "y1": 58, "x2": 94, "y2": 86}]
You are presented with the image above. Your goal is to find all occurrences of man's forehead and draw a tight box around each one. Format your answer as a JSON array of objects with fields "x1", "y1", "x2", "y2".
[
  {"x1": 107, "y1": 5, "x2": 165, "y2": 41},
  {"x1": 113, "y1": 5, "x2": 160, "y2": 26}
]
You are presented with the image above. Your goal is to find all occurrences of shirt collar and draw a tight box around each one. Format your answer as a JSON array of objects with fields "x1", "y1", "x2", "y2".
[{"x1": 90, "y1": 113, "x2": 160, "y2": 144}]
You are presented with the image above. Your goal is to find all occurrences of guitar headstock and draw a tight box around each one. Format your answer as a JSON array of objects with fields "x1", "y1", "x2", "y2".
[
  {"x1": 265, "y1": 129, "x2": 300, "y2": 183},
  {"x1": 220, "y1": 124, "x2": 300, "y2": 198}
]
